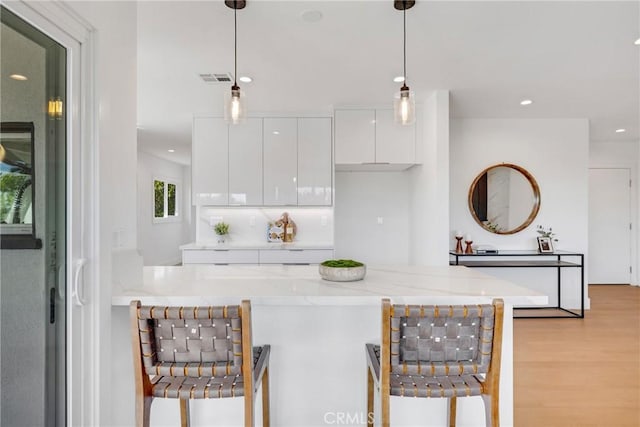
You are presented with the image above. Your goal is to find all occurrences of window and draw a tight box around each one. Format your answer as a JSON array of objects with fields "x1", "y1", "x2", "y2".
[{"x1": 153, "y1": 178, "x2": 179, "y2": 223}]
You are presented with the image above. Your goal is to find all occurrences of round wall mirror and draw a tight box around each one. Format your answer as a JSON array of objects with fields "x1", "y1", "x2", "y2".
[{"x1": 468, "y1": 163, "x2": 540, "y2": 235}]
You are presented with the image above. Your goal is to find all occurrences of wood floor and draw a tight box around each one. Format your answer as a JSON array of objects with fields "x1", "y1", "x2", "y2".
[{"x1": 514, "y1": 285, "x2": 640, "y2": 427}]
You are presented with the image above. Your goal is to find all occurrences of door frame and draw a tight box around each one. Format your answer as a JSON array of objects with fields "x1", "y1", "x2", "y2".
[
  {"x1": 589, "y1": 165, "x2": 637, "y2": 286},
  {"x1": 3, "y1": 1, "x2": 100, "y2": 425}
]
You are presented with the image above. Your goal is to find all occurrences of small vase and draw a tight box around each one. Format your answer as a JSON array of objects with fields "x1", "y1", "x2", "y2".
[{"x1": 216, "y1": 235, "x2": 226, "y2": 244}]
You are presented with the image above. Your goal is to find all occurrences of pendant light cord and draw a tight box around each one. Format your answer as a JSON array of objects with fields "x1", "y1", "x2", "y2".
[
  {"x1": 234, "y1": 4, "x2": 238, "y2": 86},
  {"x1": 403, "y1": 6, "x2": 407, "y2": 84}
]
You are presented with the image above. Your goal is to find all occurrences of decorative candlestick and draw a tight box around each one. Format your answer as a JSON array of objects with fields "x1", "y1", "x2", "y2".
[
  {"x1": 455, "y1": 236, "x2": 464, "y2": 253},
  {"x1": 464, "y1": 234, "x2": 473, "y2": 254}
]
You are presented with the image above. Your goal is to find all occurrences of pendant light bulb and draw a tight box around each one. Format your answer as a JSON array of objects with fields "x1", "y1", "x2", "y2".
[
  {"x1": 225, "y1": 84, "x2": 246, "y2": 124},
  {"x1": 394, "y1": 85, "x2": 415, "y2": 125}
]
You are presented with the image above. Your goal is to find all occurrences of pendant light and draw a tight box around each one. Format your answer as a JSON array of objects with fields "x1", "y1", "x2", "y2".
[
  {"x1": 393, "y1": 0, "x2": 415, "y2": 126},
  {"x1": 224, "y1": 0, "x2": 247, "y2": 124}
]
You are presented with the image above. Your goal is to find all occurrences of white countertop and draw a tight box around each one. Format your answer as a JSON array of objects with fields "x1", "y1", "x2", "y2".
[
  {"x1": 111, "y1": 264, "x2": 547, "y2": 306},
  {"x1": 179, "y1": 242, "x2": 334, "y2": 250}
]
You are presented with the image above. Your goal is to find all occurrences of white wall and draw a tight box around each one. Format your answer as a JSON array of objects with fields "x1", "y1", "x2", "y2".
[
  {"x1": 334, "y1": 171, "x2": 410, "y2": 264},
  {"x1": 450, "y1": 118, "x2": 590, "y2": 308},
  {"x1": 137, "y1": 151, "x2": 189, "y2": 265},
  {"x1": 590, "y1": 140, "x2": 639, "y2": 285}
]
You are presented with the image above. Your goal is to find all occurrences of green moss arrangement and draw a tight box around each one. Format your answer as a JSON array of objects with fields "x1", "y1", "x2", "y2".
[
  {"x1": 214, "y1": 222, "x2": 230, "y2": 235},
  {"x1": 320, "y1": 259, "x2": 364, "y2": 268}
]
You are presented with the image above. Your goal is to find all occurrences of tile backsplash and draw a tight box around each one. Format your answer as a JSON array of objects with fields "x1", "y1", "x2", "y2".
[{"x1": 195, "y1": 207, "x2": 334, "y2": 245}]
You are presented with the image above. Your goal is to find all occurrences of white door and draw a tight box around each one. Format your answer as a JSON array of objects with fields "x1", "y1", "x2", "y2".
[
  {"x1": 334, "y1": 109, "x2": 375, "y2": 164},
  {"x1": 588, "y1": 168, "x2": 631, "y2": 284},
  {"x1": 2, "y1": 2, "x2": 98, "y2": 427},
  {"x1": 229, "y1": 118, "x2": 263, "y2": 205},
  {"x1": 297, "y1": 117, "x2": 332, "y2": 206},
  {"x1": 263, "y1": 118, "x2": 298, "y2": 205}
]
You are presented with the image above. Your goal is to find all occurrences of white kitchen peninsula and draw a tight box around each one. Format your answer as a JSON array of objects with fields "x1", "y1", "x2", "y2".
[{"x1": 111, "y1": 265, "x2": 546, "y2": 427}]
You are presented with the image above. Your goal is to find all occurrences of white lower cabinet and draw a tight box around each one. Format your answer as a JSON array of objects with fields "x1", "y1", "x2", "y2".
[
  {"x1": 182, "y1": 249, "x2": 260, "y2": 264},
  {"x1": 182, "y1": 248, "x2": 333, "y2": 264},
  {"x1": 259, "y1": 249, "x2": 334, "y2": 264}
]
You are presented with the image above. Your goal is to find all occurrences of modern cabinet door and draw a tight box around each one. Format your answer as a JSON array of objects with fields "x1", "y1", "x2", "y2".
[
  {"x1": 229, "y1": 118, "x2": 263, "y2": 205},
  {"x1": 263, "y1": 118, "x2": 297, "y2": 205},
  {"x1": 375, "y1": 109, "x2": 415, "y2": 164},
  {"x1": 192, "y1": 117, "x2": 228, "y2": 205},
  {"x1": 298, "y1": 118, "x2": 332, "y2": 205},
  {"x1": 334, "y1": 109, "x2": 375, "y2": 164}
]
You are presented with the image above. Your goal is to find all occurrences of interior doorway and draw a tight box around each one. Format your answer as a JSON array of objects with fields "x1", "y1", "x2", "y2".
[{"x1": 588, "y1": 168, "x2": 632, "y2": 284}]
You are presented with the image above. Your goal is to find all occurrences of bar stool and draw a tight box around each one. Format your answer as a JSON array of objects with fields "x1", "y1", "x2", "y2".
[
  {"x1": 366, "y1": 299, "x2": 504, "y2": 427},
  {"x1": 130, "y1": 300, "x2": 270, "y2": 427}
]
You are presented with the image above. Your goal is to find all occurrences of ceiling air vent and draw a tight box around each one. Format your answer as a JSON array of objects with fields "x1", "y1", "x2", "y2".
[{"x1": 199, "y1": 73, "x2": 234, "y2": 83}]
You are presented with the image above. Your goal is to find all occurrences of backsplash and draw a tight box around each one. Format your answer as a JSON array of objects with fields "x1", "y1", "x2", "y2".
[{"x1": 195, "y1": 207, "x2": 334, "y2": 245}]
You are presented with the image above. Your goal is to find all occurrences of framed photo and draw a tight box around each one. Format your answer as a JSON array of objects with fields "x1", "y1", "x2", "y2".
[{"x1": 537, "y1": 236, "x2": 554, "y2": 253}]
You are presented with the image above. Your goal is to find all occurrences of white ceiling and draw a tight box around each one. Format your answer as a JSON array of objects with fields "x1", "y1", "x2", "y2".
[{"x1": 137, "y1": 1, "x2": 640, "y2": 165}]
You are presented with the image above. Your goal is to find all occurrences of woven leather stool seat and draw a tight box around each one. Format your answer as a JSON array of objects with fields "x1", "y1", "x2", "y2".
[
  {"x1": 366, "y1": 299, "x2": 504, "y2": 427},
  {"x1": 149, "y1": 346, "x2": 266, "y2": 399},
  {"x1": 367, "y1": 345, "x2": 484, "y2": 398},
  {"x1": 130, "y1": 300, "x2": 270, "y2": 427}
]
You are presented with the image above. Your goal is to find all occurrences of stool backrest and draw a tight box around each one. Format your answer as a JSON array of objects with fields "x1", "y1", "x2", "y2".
[
  {"x1": 132, "y1": 303, "x2": 247, "y2": 377},
  {"x1": 380, "y1": 299, "x2": 503, "y2": 393},
  {"x1": 389, "y1": 303, "x2": 497, "y2": 376}
]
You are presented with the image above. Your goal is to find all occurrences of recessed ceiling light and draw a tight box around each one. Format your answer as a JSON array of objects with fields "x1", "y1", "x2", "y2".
[
  {"x1": 301, "y1": 10, "x2": 323, "y2": 23},
  {"x1": 272, "y1": 131, "x2": 280, "y2": 135},
  {"x1": 520, "y1": 99, "x2": 533, "y2": 106},
  {"x1": 635, "y1": 38, "x2": 640, "y2": 45},
  {"x1": 239, "y1": 76, "x2": 252, "y2": 83},
  {"x1": 168, "y1": 149, "x2": 175, "y2": 153},
  {"x1": 393, "y1": 76, "x2": 405, "y2": 83},
  {"x1": 10, "y1": 74, "x2": 27, "y2": 81},
  {"x1": 615, "y1": 128, "x2": 626, "y2": 133}
]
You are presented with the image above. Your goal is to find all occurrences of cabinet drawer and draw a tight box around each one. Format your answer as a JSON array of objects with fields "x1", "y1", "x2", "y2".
[
  {"x1": 259, "y1": 249, "x2": 334, "y2": 264},
  {"x1": 182, "y1": 249, "x2": 259, "y2": 264}
]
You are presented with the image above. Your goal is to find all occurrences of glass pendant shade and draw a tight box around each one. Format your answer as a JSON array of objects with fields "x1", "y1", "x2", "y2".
[
  {"x1": 394, "y1": 86, "x2": 415, "y2": 125},
  {"x1": 224, "y1": 85, "x2": 247, "y2": 125}
]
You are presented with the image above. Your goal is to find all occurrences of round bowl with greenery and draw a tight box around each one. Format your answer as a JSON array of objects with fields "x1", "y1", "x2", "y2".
[{"x1": 319, "y1": 259, "x2": 366, "y2": 282}]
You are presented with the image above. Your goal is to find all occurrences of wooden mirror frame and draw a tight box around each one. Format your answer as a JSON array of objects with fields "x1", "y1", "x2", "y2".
[{"x1": 467, "y1": 163, "x2": 541, "y2": 235}]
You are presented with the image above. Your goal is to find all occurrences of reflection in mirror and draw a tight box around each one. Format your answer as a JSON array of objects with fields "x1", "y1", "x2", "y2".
[
  {"x1": 468, "y1": 163, "x2": 540, "y2": 235},
  {"x1": 0, "y1": 122, "x2": 34, "y2": 235}
]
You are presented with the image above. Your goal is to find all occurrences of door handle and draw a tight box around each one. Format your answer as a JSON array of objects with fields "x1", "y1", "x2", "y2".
[{"x1": 72, "y1": 258, "x2": 88, "y2": 306}]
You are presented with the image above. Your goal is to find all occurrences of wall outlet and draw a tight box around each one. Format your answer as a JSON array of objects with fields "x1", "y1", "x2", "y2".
[
  {"x1": 377, "y1": 217, "x2": 384, "y2": 225},
  {"x1": 321, "y1": 216, "x2": 327, "y2": 226},
  {"x1": 249, "y1": 216, "x2": 256, "y2": 227}
]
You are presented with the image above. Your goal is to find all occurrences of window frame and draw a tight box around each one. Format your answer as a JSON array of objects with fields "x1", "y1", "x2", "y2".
[{"x1": 152, "y1": 176, "x2": 180, "y2": 224}]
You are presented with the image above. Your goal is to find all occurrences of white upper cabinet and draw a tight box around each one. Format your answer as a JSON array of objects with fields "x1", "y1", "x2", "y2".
[
  {"x1": 229, "y1": 118, "x2": 263, "y2": 205},
  {"x1": 334, "y1": 109, "x2": 375, "y2": 164},
  {"x1": 263, "y1": 118, "x2": 298, "y2": 205},
  {"x1": 374, "y1": 109, "x2": 415, "y2": 164},
  {"x1": 334, "y1": 108, "x2": 417, "y2": 169},
  {"x1": 297, "y1": 118, "x2": 332, "y2": 206},
  {"x1": 192, "y1": 117, "x2": 228, "y2": 205}
]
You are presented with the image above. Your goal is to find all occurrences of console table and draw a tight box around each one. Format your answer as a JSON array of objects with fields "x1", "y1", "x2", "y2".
[{"x1": 449, "y1": 250, "x2": 584, "y2": 318}]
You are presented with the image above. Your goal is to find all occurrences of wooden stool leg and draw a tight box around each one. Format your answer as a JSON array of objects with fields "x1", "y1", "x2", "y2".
[
  {"x1": 245, "y1": 395, "x2": 255, "y2": 427},
  {"x1": 381, "y1": 389, "x2": 390, "y2": 427},
  {"x1": 262, "y1": 367, "x2": 270, "y2": 427},
  {"x1": 482, "y1": 394, "x2": 500, "y2": 427},
  {"x1": 367, "y1": 368, "x2": 374, "y2": 427},
  {"x1": 180, "y1": 399, "x2": 190, "y2": 427},
  {"x1": 135, "y1": 396, "x2": 152, "y2": 427},
  {"x1": 448, "y1": 396, "x2": 457, "y2": 427}
]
